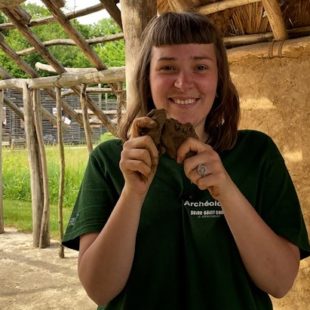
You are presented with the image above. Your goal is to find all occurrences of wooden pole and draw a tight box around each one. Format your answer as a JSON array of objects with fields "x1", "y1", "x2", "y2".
[
  {"x1": 80, "y1": 84, "x2": 93, "y2": 153},
  {"x1": 55, "y1": 87, "x2": 65, "y2": 258},
  {"x1": 197, "y1": 0, "x2": 260, "y2": 15},
  {"x1": 0, "y1": 68, "x2": 125, "y2": 90},
  {"x1": 227, "y1": 36, "x2": 310, "y2": 62},
  {"x1": 99, "y1": 0, "x2": 123, "y2": 30},
  {"x1": 0, "y1": 89, "x2": 4, "y2": 234},
  {"x1": 41, "y1": 0, "x2": 106, "y2": 70},
  {"x1": 32, "y1": 90, "x2": 50, "y2": 248},
  {"x1": 0, "y1": 3, "x2": 105, "y2": 31},
  {"x1": 120, "y1": 0, "x2": 157, "y2": 111},
  {"x1": 261, "y1": 0, "x2": 287, "y2": 40},
  {"x1": 22, "y1": 82, "x2": 43, "y2": 247}
]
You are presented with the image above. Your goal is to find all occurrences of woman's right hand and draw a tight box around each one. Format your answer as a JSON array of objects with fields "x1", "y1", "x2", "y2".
[{"x1": 119, "y1": 117, "x2": 159, "y2": 196}]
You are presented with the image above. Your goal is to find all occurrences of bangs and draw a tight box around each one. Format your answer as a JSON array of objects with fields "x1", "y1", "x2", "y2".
[{"x1": 149, "y1": 12, "x2": 218, "y2": 46}]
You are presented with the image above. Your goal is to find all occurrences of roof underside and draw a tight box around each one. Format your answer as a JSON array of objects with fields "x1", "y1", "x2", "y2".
[{"x1": 0, "y1": 0, "x2": 309, "y2": 79}]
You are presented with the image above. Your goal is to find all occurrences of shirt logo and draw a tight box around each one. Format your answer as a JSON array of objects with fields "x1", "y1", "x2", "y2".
[{"x1": 183, "y1": 200, "x2": 224, "y2": 218}]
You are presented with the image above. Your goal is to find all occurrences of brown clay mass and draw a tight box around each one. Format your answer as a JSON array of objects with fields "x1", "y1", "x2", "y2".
[{"x1": 136, "y1": 109, "x2": 198, "y2": 160}]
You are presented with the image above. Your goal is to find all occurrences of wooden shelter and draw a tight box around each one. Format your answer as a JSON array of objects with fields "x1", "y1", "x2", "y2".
[
  {"x1": 0, "y1": 1, "x2": 309, "y2": 307},
  {"x1": 0, "y1": 0, "x2": 309, "y2": 245}
]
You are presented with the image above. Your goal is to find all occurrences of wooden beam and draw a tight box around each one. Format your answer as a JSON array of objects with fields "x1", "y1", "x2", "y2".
[
  {"x1": 35, "y1": 62, "x2": 98, "y2": 74},
  {"x1": 261, "y1": 0, "x2": 287, "y2": 40},
  {"x1": 61, "y1": 87, "x2": 113, "y2": 97},
  {"x1": 3, "y1": 7, "x2": 65, "y2": 73},
  {"x1": 32, "y1": 90, "x2": 50, "y2": 248},
  {"x1": 80, "y1": 84, "x2": 93, "y2": 153},
  {"x1": 2, "y1": 5, "x2": 118, "y2": 132},
  {"x1": 0, "y1": 66, "x2": 11, "y2": 79},
  {"x1": 4, "y1": 96, "x2": 24, "y2": 120},
  {"x1": 2, "y1": 8, "x2": 86, "y2": 126},
  {"x1": 197, "y1": 0, "x2": 260, "y2": 15},
  {"x1": 167, "y1": 0, "x2": 190, "y2": 12},
  {"x1": 27, "y1": 67, "x2": 125, "y2": 89},
  {"x1": 0, "y1": 3, "x2": 105, "y2": 31},
  {"x1": 0, "y1": 33, "x2": 38, "y2": 78},
  {"x1": 6, "y1": 7, "x2": 31, "y2": 24},
  {"x1": 0, "y1": 89, "x2": 4, "y2": 234},
  {"x1": 41, "y1": 0, "x2": 107, "y2": 70},
  {"x1": 120, "y1": 0, "x2": 157, "y2": 110},
  {"x1": 0, "y1": 34, "x2": 74, "y2": 126},
  {"x1": 227, "y1": 35, "x2": 310, "y2": 62},
  {"x1": 224, "y1": 26, "x2": 310, "y2": 47},
  {"x1": 17, "y1": 33, "x2": 124, "y2": 56},
  {"x1": 55, "y1": 87, "x2": 65, "y2": 258},
  {"x1": 21, "y1": 82, "x2": 44, "y2": 248},
  {"x1": 0, "y1": 0, "x2": 25, "y2": 8},
  {"x1": 100, "y1": 0, "x2": 123, "y2": 30}
]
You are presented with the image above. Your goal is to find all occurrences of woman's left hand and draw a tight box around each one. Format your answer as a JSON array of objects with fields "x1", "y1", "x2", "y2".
[{"x1": 177, "y1": 137, "x2": 235, "y2": 200}]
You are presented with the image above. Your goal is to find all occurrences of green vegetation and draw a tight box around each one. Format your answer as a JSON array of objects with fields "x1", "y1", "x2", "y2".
[
  {"x1": 0, "y1": 3, "x2": 125, "y2": 78},
  {"x1": 3, "y1": 199, "x2": 72, "y2": 240},
  {"x1": 2, "y1": 145, "x2": 89, "y2": 207},
  {"x1": 2, "y1": 145, "x2": 89, "y2": 239}
]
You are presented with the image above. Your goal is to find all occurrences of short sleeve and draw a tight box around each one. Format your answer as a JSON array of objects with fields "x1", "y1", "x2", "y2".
[
  {"x1": 258, "y1": 137, "x2": 310, "y2": 259},
  {"x1": 62, "y1": 140, "x2": 123, "y2": 250}
]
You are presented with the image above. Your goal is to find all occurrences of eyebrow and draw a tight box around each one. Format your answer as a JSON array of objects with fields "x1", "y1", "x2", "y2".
[{"x1": 157, "y1": 56, "x2": 215, "y2": 61}]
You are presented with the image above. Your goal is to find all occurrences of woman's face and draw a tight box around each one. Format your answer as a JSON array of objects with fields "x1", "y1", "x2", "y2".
[{"x1": 149, "y1": 43, "x2": 218, "y2": 141}]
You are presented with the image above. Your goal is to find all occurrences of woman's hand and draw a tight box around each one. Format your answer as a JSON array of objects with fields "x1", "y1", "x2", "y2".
[
  {"x1": 120, "y1": 117, "x2": 159, "y2": 196},
  {"x1": 177, "y1": 137, "x2": 235, "y2": 200}
]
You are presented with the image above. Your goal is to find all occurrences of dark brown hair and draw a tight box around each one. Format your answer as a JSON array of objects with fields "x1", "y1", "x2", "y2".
[{"x1": 118, "y1": 12, "x2": 240, "y2": 152}]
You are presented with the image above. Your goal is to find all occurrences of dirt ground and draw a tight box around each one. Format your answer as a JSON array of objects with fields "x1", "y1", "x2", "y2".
[
  {"x1": 0, "y1": 227, "x2": 96, "y2": 310},
  {"x1": 0, "y1": 227, "x2": 309, "y2": 310}
]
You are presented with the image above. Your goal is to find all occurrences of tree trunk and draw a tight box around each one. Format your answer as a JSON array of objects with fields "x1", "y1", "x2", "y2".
[{"x1": 120, "y1": 0, "x2": 157, "y2": 110}]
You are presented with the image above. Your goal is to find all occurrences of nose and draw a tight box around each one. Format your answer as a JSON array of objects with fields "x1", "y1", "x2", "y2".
[{"x1": 174, "y1": 71, "x2": 193, "y2": 91}]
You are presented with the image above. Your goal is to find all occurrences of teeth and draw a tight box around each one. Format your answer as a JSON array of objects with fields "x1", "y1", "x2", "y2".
[{"x1": 173, "y1": 98, "x2": 196, "y2": 105}]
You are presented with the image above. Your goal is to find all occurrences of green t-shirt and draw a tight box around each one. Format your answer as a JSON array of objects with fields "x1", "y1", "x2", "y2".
[{"x1": 63, "y1": 130, "x2": 310, "y2": 310}]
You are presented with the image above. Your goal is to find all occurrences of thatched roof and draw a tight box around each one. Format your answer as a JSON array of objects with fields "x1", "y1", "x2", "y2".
[
  {"x1": 0, "y1": 0, "x2": 308, "y2": 75},
  {"x1": 0, "y1": 0, "x2": 309, "y2": 131}
]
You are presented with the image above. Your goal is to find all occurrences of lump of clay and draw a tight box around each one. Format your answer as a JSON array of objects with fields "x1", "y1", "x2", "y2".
[{"x1": 137, "y1": 109, "x2": 198, "y2": 160}]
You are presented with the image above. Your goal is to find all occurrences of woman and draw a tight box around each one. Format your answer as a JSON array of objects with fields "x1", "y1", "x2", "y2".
[{"x1": 63, "y1": 12, "x2": 310, "y2": 309}]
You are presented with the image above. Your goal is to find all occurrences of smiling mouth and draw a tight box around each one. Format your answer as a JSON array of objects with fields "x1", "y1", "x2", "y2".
[{"x1": 169, "y1": 98, "x2": 198, "y2": 105}]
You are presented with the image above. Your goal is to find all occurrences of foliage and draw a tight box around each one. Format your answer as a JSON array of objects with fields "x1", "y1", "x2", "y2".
[
  {"x1": 99, "y1": 131, "x2": 117, "y2": 143},
  {"x1": 0, "y1": 4, "x2": 124, "y2": 78},
  {"x1": 2, "y1": 145, "x2": 89, "y2": 208}
]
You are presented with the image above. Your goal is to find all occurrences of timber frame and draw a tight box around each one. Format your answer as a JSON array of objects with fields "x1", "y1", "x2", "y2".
[{"x1": 0, "y1": 0, "x2": 309, "y2": 249}]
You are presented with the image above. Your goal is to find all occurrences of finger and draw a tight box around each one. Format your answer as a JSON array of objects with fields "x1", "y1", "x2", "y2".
[
  {"x1": 120, "y1": 159, "x2": 152, "y2": 178},
  {"x1": 127, "y1": 136, "x2": 159, "y2": 167},
  {"x1": 131, "y1": 117, "x2": 157, "y2": 138},
  {"x1": 177, "y1": 137, "x2": 211, "y2": 163},
  {"x1": 123, "y1": 148, "x2": 153, "y2": 168}
]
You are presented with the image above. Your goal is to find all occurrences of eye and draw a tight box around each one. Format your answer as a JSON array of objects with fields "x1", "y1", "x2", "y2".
[
  {"x1": 159, "y1": 65, "x2": 176, "y2": 72},
  {"x1": 195, "y1": 64, "x2": 209, "y2": 71}
]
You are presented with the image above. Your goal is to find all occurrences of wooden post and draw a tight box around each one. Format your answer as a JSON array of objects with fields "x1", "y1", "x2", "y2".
[
  {"x1": 120, "y1": 0, "x2": 157, "y2": 110},
  {"x1": 80, "y1": 84, "x2": 93, "y2": 153},
  {"x1": 55, "y1": 87, "x2": 65, "y2": 258},
  {"x1": 32, "y1": 90, "x2": 50, "y2": 248},
  {"x1": 0, "y1": 90, "x2": 4, "y2": 234},
  {"x1": 261, "y1": 0, "x2": 287, "y2": 40},
  {"x1": 22, "y1": 82, "x2": 44, "y2": 247}
]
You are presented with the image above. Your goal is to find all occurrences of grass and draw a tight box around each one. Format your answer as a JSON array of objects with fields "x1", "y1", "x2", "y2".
[
  {"x1": 2, "y1": 145, "x2": 89, "y2": 207},
  {"x1": 3, "y1": 199, "x2": 72, "y2": 240},
  {"x1": 1, "y1": 135, "x2": 117, "y2": 239},
  {"x1": 1, "y1": 145, "x2": 89, "y2": 240}
]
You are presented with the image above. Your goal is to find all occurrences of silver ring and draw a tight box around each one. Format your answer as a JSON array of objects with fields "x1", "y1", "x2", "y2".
[{"x1": 197, "y1": 163, "x2": 208, "y2": 177}]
